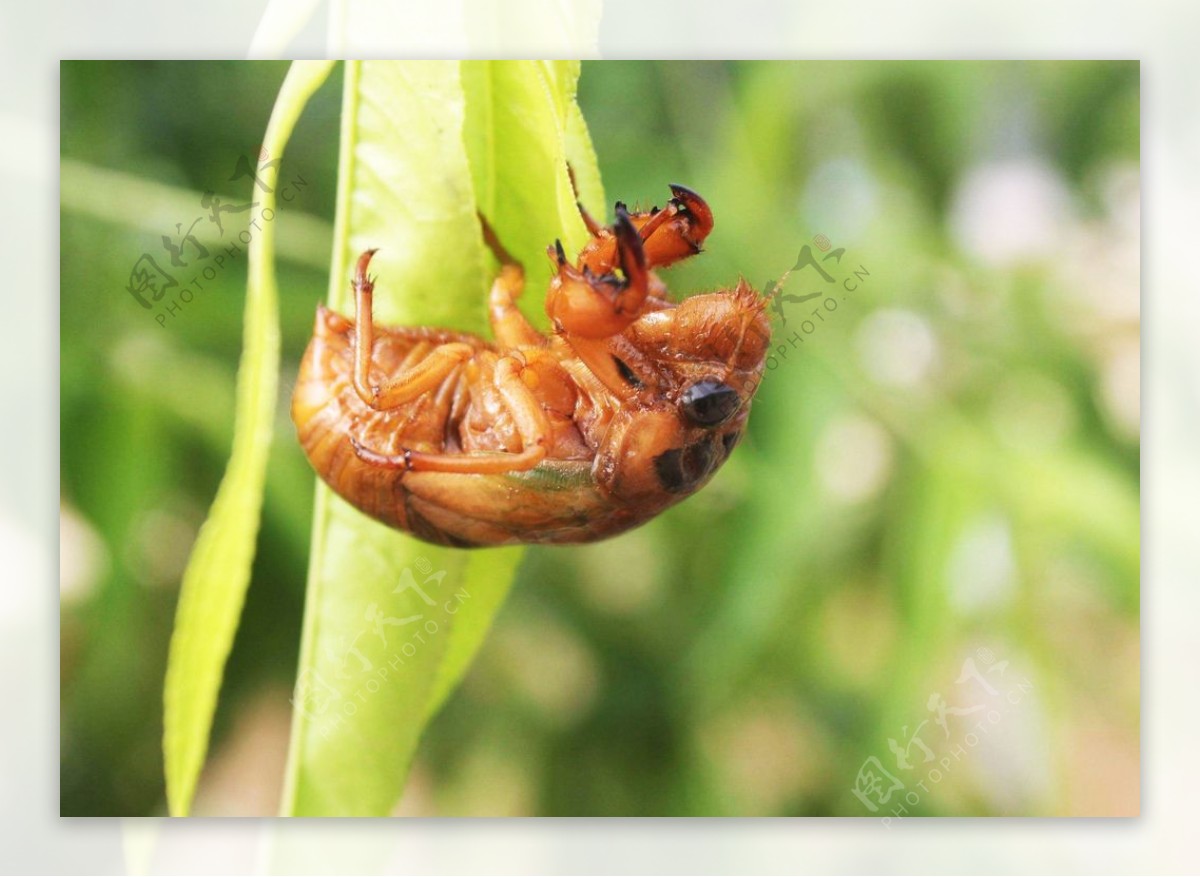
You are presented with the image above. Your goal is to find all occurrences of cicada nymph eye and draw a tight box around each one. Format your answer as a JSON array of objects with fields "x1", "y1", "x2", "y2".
[{"x1": 681, "y1": 379, "x2": 742, "y2": 428}]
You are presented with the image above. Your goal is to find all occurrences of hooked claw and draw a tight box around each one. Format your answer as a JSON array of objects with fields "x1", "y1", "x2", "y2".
[
  {"x1": 616, "y1": 183, "x2": 712, "y2": 269},
  {"x1": 354, "y1": 248, "x2": 380, "y2": 290},
  {"x1": 545, "y1": 205, "x2": 653, "y2": 340},
  {"x1": 613, "y1": 204, "x2": 648, "y2": 292},
  {"x1": 667, "y1": 183, "x2": 714, "y2": 241},
  {"x1": 613, "y1": 205, "x2": 651, "y2": 315}
]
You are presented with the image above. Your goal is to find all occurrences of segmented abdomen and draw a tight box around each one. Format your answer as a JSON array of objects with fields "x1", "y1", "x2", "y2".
[
  {"x1": 292, "y1": 306, "x2": 647, "y2": 546},
  {"x1": 291, "y1": 306, "x2": 487, "y2": 537}
]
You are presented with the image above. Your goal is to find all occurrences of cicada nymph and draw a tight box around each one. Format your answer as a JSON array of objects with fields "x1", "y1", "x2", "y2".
[{"x1": 292, "y1": 185, "x2": 771, "y2": 546}]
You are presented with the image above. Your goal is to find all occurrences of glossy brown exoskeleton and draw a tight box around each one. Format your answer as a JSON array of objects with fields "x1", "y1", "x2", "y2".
[{"x1": 292, "y1": 185, "x2": 771, "y2": 546}]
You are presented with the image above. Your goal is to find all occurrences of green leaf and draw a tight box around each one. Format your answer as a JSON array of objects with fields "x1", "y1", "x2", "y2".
[
  {"x1": 163, "y1": 60, "x2": 335, "y2": 817},
  {"x1": 460, "y1": 60, "x2": 596, "y2": 325},
  {"x1": 280, "y1": 60, "x2": 604, "y2": 816}
]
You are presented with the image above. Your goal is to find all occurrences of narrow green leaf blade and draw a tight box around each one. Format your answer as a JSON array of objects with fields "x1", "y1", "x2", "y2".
[
  {"x1": 460, "y1": 60, "x2": 599, "y2": 327},
  {"x1": 162, "y1": 60, "x2": 335, "y2": 817},
  {"x1": 281, "y1": 60, "x2": 603, "y2": 816}
]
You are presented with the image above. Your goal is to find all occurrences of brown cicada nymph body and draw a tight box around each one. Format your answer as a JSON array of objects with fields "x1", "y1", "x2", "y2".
[{"x1": 292, "y1": 185, "x2": 771, "y2": 546}]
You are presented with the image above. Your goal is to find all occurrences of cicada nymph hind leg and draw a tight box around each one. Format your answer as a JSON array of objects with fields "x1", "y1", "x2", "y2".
[{"x1": 350, "y1": 249, "x2": 474, "y2": 411}]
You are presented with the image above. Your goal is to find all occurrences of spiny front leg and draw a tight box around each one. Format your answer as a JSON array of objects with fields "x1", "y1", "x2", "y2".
[
  {"x1": 350, "y1": 249, "x2": 473, "y2": 410},
  {"x1": 545, "y1": 206, "x2": 650, "y2": 340},
  {"x1": 576, "y1": 184, "x2": 715, "y2": 275},
  {"x1": 638, "y1": 184, "x2": 714, "y2": 267},
  {"x1": 350, "y1": 356, "x2": 549, "y2": 475}
]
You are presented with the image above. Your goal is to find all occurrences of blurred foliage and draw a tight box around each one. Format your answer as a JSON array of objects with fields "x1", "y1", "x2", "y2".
[{"x1": 60, "y1": 60, "x2": 1139, "y2": 816}]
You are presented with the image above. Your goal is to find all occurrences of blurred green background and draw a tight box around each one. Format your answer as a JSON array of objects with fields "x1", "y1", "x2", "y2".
[{"x1": 59, "y1": 60, "x2": 1139, "y2": 816}]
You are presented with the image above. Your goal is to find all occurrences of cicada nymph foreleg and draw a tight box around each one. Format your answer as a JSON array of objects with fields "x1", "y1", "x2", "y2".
[
  {"x1": 551, "y1": 182, "x2": 715, "y2": 350},
  {"x1": 572, "y1": 183, "x2": 714, "y2": 275},
  {"x1": 546, "y1": 206, "x2": 651, "y2": 340},
  {"x1": 635, "y1": 184, "x2": 713, "y2": 268}
]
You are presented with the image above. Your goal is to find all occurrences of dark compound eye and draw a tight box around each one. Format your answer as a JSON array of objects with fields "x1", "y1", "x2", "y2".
[
  {"x1": 654, "y1": 436, "x2": 717, "y2": 493},
  {"x1": 680, "y1": 379, "x2": 740, "y2": 428}
]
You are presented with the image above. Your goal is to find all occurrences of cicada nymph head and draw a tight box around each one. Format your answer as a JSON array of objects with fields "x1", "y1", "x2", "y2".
[
  {"x1": 546, "y1": 185, "x2": 771, "y2": 506},
  {"x1": 603, "y1": 278, "x2": 771, "y2": 502}
]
